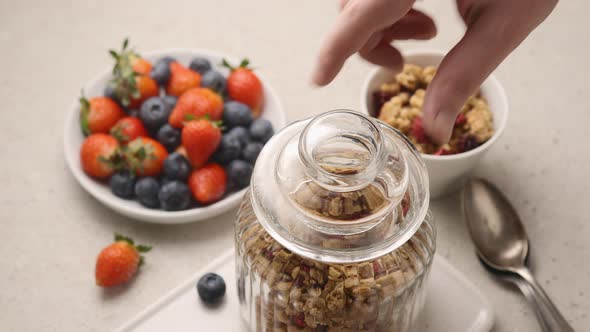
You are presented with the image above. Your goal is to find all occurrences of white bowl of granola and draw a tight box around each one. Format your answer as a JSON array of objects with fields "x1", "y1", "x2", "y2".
[{"x1": 361, "y1": 50, "x2": 508, "y2": 198}]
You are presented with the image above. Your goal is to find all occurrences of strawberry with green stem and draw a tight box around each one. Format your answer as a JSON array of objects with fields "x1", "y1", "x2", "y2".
[
  {"x1": 95, "y1": 233, "x2": 152, "y2": 287},
  {"x1": 79, "y1": 94, "x2": 125, "y2": 135},
  {"x1": 124, "y1": 137, "x2": 168, "y2": 177},
  {"x1": 222, "y1": 58, "x2": 264, "y2": 117},
  {"x1": 106, "y1": 39, "x2": 158, "y2": 109}
]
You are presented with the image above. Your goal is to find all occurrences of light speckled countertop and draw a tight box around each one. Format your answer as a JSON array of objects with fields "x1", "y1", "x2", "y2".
[{"x1": 0, "y1": 0, "x2": 588, "y2": 331}]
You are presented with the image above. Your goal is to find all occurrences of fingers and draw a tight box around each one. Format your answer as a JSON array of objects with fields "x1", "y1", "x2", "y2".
[
  {"x1": 358, "y1": 9, "x2": 435, "y2": 71},
  {"x1": 384, "y1": 9, "x2": 437, "y2": 41},
  {"x1": 313, "y1": 0, "x2": 414, "y2": 86},
  {"x1": 422, "y1": 7, "x2": 525, "y2": 144},
  {"x1": 359, "y1": 40, "x2": 404, "y2": 71}
]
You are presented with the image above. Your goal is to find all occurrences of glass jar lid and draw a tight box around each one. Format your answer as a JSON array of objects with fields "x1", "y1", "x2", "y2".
[{"x1": 250, "y1": 110, "x2": 430, "y2": 263}]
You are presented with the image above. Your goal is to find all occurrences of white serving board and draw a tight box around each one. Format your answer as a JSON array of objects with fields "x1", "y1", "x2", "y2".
[{"x1": 115, "y1": 250, "x2": 493, "y2": 332}]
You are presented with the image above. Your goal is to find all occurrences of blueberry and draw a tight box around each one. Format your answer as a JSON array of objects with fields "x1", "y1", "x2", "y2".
[
  {"x1": 226, "y1": 127, "x2": 250, "y2": 148},
  {"x1": 163, "y1": 152, "x2": 191, "y2": 181},
  {"x1": 189, "y1": 57, "x2": 212, "y2": 74},
  {"x1": 157, "y1": 124, "x2": 181, "y2": 151},
  {"x1": 212, "y1": 135, "x2": 241, "y2": 165},
  {"x1": 242, "y1": 142, "x2": 264, "y2": 164},
  {"x1": 139, "y1": 97, "x2": 171, "y2": 133},
  {"x1": 134, "y1": 177, "x2": 160, "y2": 208},
  {"x1": 226, "y1": 160, "x2": 253, "y2": 190},
  {"x1": 150, "y1": 57, "x2": 175, "y2": 86},
  {"x1": 104, "y1": 84, "x2": 118, "y2": 101},
  {"x1": 223, "y1": 101, "x2": 253, "y2": 129},
  {"x1": 197, "y1": 273, "x2": 226, "y2": 304},
  {"x1": 104, "y1": 84, "x2": 124, "y2": 108},
  {"x1": 110, "y1": 171, "x2": 136, "y2": 199},
  {"x1": 249, "y1": 119, "x2": 274, "y2": 143},
  {"x1": 201, "y1": 70, "x2": 226, "y2": 94},
  {"x1": 160, "y1": 176, "x2": 174, "y2": 187},
  {"x1": 158, "y1": 181, "x2": 192, "y2": 211},
  {"x1": 162, "y1": 95, "x2": 177, "y2": 113}
]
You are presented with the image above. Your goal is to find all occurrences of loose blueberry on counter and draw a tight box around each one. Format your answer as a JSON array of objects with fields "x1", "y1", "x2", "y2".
[
  {"x1": 110, "y1": 171, "x2": 136, "y2": 199},
  {"x1": 150, "y1": 57, "x2": 175, "y2": 86},
  {"x1": 249, "y1": 119, "x2": 274, "y2": 143},
  {"x1": 189, "y1": 57, "x2": 212, "y2": 75},
  {"x1": 162, "y1": 95, "x2": 177, "y2": 113},
  {"x1": 139, "y1": 97, "x2": 171, "y2": 133},
  {"x1": 134, "y1": 177, "x2": 160, "y2": 208},
  {"x1": 242, "y1": 142, "x2": 264, "y2": 164},
  {"x1": 201, "y1": 70, "x2": 226, "y2": 95},
  {"x1": 212, "y1": 135, "x2": 241, "y2": 165},
  {"x1": 159, "y1": 176, "x2": 174, "y2": 187},
  {"x1": 223, "y1": 101, "x2": 253, "y2": 129},
  {"x1": 158, "y1": 181, "x2": 192, "y2": 211},
  {"x1": 226, "y1": 127, "x2": 250, "y2": 148},
  {"x1": 157, "y1": 124, "x2": 181, "y2": 152},
  {"x1": 163, "y1": 152, "x2": 191, "y2": 181},
  {"x1": 197, "y1": 273, "x2": 226, "y2": 304},
  {"x1": 226, "y1": 160, "x2": 253, "y2": 190}
]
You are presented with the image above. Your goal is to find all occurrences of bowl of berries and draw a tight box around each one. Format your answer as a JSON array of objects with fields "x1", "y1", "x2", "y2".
[
  {"x1": 362, "y1": 50, "x2": 508, "y2": 198},
  {"x1": 64, "y1": 39, "x2": 287, "y2": 223}
]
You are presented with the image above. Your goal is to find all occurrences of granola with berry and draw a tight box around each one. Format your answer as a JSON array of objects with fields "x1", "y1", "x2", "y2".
[{"x1": 374, "y1": 64, "x2": 494, "y2": 155}]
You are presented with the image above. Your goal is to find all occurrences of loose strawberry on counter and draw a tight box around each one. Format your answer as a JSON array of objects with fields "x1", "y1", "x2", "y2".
[
  {"x1": 223, "y1": 58, "x2": 264, "y2": 117},
  {"x1": 79, "y1": 96, "x2": 125, "y2": 135},
  {"x1": 168, "y1": 88, "x2": 223, "y2": 128},
  {"x1": 110, "y1": 117, "x2": 148, "y2": 144},
  {"x1": 125, "y1": 137, "x2": 168, "y2": 177},
  {"x1": 80, "y1": 134, "x2": 122, "y2": 179},
  {"x1": 166, "y1": 62, "x2": 201, "y2": 97},
  {"x1": 95, "y1": 234, "x2": 151, "y2": 287},
  {"x1": 189, "y1": 163, "x2": 227, "y2": 204},
  {"x1": 182, "y1": 118, "x2": 222, "y2": 168}
]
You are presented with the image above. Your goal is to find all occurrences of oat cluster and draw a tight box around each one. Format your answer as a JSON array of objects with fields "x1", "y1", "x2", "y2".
[{"x1": 375, "y1": 64, "x2": 494, "y2": 155}]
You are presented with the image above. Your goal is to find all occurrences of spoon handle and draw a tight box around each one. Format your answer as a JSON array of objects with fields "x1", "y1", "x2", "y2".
[
  {"x1": 512, "y1": 278, "x2": 551, "y2": 332},
  {"x1": 515, "y1": 267, "x2": 575, "y2": 332}
]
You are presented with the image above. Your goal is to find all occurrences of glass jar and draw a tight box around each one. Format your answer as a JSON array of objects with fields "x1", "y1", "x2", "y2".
[{"x1": 235, "y1": 110, "x2": 435, "y2": 332}]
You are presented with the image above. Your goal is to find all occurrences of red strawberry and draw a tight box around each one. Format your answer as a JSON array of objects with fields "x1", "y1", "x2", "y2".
[
  {"x1": 182, "y1": 119, "x2": 222, "y2": 168},
  {"x1": 188, "y1": 163, "x2": 227, "y2": 204},
  {"x1": 166, "y1": 62, "x2": 201, "y2": 97},
  {"x1": 80, "y1": 96, "x2": 125, "y2": 135},
  {"x1": 131, "y1": 57, "x2": 152, "y2": 75},
  {"x1": 411, "y1": 117, "x2": 430, "y2": 144},
  {"x1": 80, "y1": 134, "x2": 121, "y2": 179},
  {"x1": 110, "y1": 117, "x2": 148, "y2": 144},
  {"x1": 128, "y1": 75, "x2": 159, "y2": 110},
  {"x1": 125, "y1": 137, "x2": 168, "y2": 176},
  {"x1": 95, "y1": 234, "x2": 151, "y2": 287},
  {"x1": 434, "y1": 147, "x2": 453, "y2": 156},
  {"x1": 107, "y1": 39, "x2": 159, "y2": 109},
  {"x1": 223, "y1": 59, "x2": 264, "y2": 117},
  {"x1": 455, "y1": 113, "x2": 466, "y2": 127},
  {"x1": 168, "y1": 88, "x2": 223, "y2": 128}
]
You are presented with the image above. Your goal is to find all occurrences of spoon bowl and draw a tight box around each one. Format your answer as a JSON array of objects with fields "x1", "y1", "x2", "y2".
[
  {"x1": 462, "y1": 178, "x2": 529, "y2": 272},
  {"x1": 462, "y1": 178, "x2": 574, "y2": 332}
]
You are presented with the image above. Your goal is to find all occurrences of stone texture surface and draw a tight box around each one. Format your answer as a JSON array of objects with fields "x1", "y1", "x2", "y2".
[{"x1": 0, "y1": 0, "x2": 588, "y2": 331}]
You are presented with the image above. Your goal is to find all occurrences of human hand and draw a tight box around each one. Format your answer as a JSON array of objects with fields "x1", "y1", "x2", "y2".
[{"x1": 312, "y1": 0, "x2": 558, "y2": 143}]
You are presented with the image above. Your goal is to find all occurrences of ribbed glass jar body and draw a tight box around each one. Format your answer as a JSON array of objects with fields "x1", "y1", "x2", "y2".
[{"x1": 235, "y1": 191, "x2": 435, "y2": 332}]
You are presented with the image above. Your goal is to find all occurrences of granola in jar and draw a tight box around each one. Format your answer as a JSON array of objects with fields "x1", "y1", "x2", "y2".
[
  {"x1": 374, "y1": 64, "x2": 494, "y2": 155},
  {"x1": 235, "y1": 111, "x2": 435, "y2": 332}
]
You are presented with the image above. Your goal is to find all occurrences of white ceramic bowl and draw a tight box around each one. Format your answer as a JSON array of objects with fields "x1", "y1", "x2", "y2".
[
  {"x1": 64, "y1": 49, "x2": 287, "y2": 224},
  {"x1": 361, "y1": 50, "x2": 508, "y2": 198}
]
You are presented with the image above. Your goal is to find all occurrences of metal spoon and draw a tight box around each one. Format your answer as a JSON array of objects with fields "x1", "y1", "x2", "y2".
[{"x1": 462, "y1": 178, "x2": 574, "y2": 332}]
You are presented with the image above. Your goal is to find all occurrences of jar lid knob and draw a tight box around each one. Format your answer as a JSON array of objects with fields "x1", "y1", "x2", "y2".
[{"x1": 298, "y1": 110, "x2": 387, "y2": 192}]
